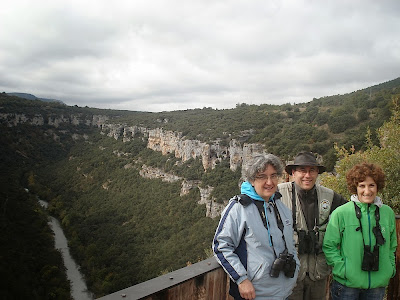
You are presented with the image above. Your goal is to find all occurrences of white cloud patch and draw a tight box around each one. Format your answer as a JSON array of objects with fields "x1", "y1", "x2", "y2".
[{"x1": 1, "y1": 0, "x2": 399, "y2": 111}]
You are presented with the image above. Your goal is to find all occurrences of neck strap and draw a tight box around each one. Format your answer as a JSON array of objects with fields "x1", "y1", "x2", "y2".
[
  {"x1": 257, "y1": 200, "x2": 290, "y2": 258},
  {"x1": 353, "y1": 202, "x2": 385, "y2": 246},
  {"x1": 291, "y1": 182, "x2": 297, "y2": 231},
  {"x1": 292, "y1": 182, "x2": 319, "y2": 232}
]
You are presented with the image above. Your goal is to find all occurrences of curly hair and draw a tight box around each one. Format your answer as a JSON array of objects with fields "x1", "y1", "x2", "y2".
[
  {"x1": 242, "y1": 153, "x2": 284, "y2": 182},
  {"x1": 346, "y1": 162, "x2": 385, "y2": 194}
]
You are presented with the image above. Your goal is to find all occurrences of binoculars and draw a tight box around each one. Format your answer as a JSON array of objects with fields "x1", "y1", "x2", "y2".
[
  {"x1": 297, "y1": 230, "x2": 319, "y2": 255},
  {"x1": 362, "y1": 245, "x2": 379, "y2": 271},
  {"x1": 270, "y1": 251, "x2": 297, "y2": 278}
]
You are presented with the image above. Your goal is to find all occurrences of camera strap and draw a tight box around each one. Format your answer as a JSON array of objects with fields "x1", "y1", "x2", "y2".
[
  {"x1": 270, "y1": 200, "x2": 291, "y2": 258},
  {"x1": 291, "y1": 182, "x2": 319, "y2": 234},
  {"x1": 256, "y1": 199, "x2": 291, "y2": 259},
  {"x1": 353, "y1": 202, "x2": 385, "y2": 249},
  {"x1": 270, "y1": 200, "x2": 285, "y2": 233},
  {"x1": 291, "y1": 182, "x2": 297, "y2": 231}
]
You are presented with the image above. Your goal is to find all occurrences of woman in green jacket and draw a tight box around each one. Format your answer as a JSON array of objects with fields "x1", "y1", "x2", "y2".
[{"x1": 323, "y1": 162, "x2": 397, "y2": 300}]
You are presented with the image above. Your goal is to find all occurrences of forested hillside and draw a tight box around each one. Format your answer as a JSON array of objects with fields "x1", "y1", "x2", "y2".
[
  {"x1": 0, "y1": 77, "x2": 399, "y2": 298},
  {"x1": 0, "y1": 123, "x2": 72, "y2": 299}
]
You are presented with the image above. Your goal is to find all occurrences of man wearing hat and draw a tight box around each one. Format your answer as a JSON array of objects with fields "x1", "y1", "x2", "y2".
[{"x1": 278, "y1": 151, "x2": 346, "y2": 300}]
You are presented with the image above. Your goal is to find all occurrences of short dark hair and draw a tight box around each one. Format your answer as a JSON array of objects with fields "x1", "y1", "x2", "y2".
[{"x1": 346, "y1": 162, "x2": 385, "y2": 194}]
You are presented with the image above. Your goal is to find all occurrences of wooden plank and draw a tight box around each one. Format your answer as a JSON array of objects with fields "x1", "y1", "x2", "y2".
[{"x1": 387, "y1": 216, "x2": 400, "y2": 300}]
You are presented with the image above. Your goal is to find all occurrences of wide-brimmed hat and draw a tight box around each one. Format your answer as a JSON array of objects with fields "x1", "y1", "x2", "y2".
[{"x1": 285, "y1": 151, "x2": 326, "y2": 174}]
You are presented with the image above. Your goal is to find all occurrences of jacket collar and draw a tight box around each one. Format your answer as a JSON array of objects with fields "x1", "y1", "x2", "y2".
[
  {"x1": 351, "y1": 194, "x2": 383, "y2": 207},
  {"x1": 239, "y1": 181, "x2": 282, "y2": 205}
]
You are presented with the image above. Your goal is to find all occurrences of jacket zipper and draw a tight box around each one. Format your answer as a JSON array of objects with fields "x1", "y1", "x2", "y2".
[{"x1": 367, "y1": 204, "x2": 371, "y2": 289}]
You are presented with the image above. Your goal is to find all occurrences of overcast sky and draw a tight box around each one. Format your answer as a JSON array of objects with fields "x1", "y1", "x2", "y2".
[{"x1": 1, "y1": 0, "x2": 399, "y2": 112}]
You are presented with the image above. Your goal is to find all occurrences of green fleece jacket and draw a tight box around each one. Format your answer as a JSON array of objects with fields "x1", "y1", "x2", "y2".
[{"x1": 322, "y1": 196, "x2": 397, "y2": 289}]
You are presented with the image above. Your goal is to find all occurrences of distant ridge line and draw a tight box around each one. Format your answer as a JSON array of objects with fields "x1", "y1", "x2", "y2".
[{"x1": 6, "y1": 92, "x2": 65, "y2": 104}]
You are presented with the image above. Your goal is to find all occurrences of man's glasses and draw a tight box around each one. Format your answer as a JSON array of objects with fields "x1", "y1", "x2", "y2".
[{"x1": 295, "y1": 167, "x2": 319, "y2": 175}]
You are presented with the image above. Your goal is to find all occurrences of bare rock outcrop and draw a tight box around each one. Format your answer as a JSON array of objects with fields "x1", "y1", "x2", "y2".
[
  {"x1": 145, "y1": 127, "x2": 265, "y2": 171},
  {"x1": 198, "y1": 186, "x2": 226, "y2": 219},
  {"x1": 0, "y1": 112, "x2": 109, "y2": 128},
  {"x1": 139, "y1": 165, "x2": 182, "y2": 183}
]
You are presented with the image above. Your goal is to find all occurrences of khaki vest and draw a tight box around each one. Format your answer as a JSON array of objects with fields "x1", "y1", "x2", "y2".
[{"x1": 278, "y1": 182, "x2": 334, "y2": 281}]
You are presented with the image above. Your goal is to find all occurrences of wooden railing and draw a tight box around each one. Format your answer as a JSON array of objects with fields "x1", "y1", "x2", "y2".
[
  {"x1": 96, "y1": 257, "x2": 232, "y2": 300},
  {"x1": 388, "y1": 215, "x2": 400, "y2": 300},
  {"x1": 97, "y1": 216, "x2": 400, "y2": 300}
]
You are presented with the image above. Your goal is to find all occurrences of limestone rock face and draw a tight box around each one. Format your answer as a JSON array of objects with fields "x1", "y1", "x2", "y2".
[
  {"x1": 144, "y1": 127, "x2": 265, "y2": 171},
  {"x1": 138, "y1": 170, "x2": 227, "y2": 218},
  {"x1": 122, "y1": 126, "x2": 148, "y2": 142},
  {"x1": 147, "y1": 128, "x2": 181, "y2": 155},
  {"x1": 198, "y1": 186, "x2": 226, "y2": 219},
  {"x1": 0, "y1": 112, "x2": 109, "y2": 128},
  {"x1": 180, "y1": 180, "x2": 202, "y2": 196},
  {"x1": 92, "y1": 115, "x2": 109, "y2": 127},
  {"x1": 0, "y1": 111, "x2": 265, "y2": 173},
  {"x1": 0, "y1": 113, "x2": 44, "y2": 127},
  {"x1": 139, "y1": 165, "x2": 182, "y2": 183}
]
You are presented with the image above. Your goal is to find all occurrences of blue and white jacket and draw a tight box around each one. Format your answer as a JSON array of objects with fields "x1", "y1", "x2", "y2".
[{"x1": 212, "y1": 182, "x2": 299, "y2": 300}]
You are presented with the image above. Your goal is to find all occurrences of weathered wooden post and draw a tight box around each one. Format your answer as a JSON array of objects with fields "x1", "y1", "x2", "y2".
[{"x1": 387, "y1": 216, "x2": 400, "y2": 300}]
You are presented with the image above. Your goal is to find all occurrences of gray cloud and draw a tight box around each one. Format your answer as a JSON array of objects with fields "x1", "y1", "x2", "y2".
[{"x1": 1, "y1": 0, "x2": 399, "y2": 112}]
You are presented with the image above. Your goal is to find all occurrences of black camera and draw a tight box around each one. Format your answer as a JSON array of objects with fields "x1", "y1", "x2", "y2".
[
  {"x1": 270, "y1": 251, "x2": 296, "y2": 278},
  {"x1": 361, "y1": 245, "x2": 379, "y2": 271},
  {"x1": 297, "y1": 230, "x2": 318, "y2": 255}
]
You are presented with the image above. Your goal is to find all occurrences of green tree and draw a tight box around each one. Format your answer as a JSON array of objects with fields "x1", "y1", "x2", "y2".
[
  {"x1": 327, "y1": 110, "x2": 357, "y2": 133},
  {"x1": 357, "y1": 108, "x2": 369, "y2": 122},
  {"x1": 320, "y1": 95, "x2": 400, "y2": 213}
]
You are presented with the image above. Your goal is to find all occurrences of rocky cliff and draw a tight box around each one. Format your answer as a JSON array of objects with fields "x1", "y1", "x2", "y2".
[
  {"x1": 0, "y1": 112, "x2": 109, "y2": 128},
  {"x1": 110, "y1": 125, "x2": 266, "y2": 171},
  {"x1": 0, "y1": 112, "x2": 266, "y2": 172},
  {"x1": 1, "y1": 112, "x2": 266, "y2": 218},
  {"x1": 139, "y1": 165, "x2": 226, "y2": 218}
]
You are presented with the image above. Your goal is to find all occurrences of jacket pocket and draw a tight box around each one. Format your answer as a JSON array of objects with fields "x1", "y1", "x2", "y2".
[
  {"x1": 332, "y1": 257, "x2": 346, "y2": 281},
  {"x1": 247, "y1": 252, "x2": 265, "y2": 282}
]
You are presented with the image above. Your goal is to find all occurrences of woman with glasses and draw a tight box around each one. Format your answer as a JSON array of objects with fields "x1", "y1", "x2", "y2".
[
  {"x1": 323, "y1": 162, "x2": 397, "y2": 300},
  {"x1": 213, "y1": 154, "x2": 299, "y2": 300}
]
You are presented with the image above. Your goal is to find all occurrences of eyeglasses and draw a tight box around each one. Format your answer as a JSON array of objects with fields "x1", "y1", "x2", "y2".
[
  {"x1": 295, "y1": 167, "x2": 319, "y2": 175},
  {"x1": 255, "y1": 173, "x2": 279, "y2": 181}
]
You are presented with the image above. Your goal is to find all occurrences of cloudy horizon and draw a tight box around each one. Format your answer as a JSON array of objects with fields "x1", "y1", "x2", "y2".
[{"x1": 1, "y1": 0, "x2": 399, "y2": 112}]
